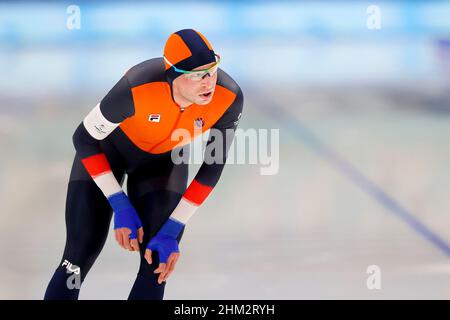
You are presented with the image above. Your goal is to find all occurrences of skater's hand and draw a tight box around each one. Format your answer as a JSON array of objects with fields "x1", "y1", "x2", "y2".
[
  {"x1": 144, "y1": 217, "x2": 185, "y2": 284},
  {"x1": 108, "y1": 191, "x2": 144, "y2": 252},
  {"x1": 115, "y1": 226, "x2": 144, "y2": 252},
  {"x1": 145, "y1": 249, "x2": 180, "y2": 284}
]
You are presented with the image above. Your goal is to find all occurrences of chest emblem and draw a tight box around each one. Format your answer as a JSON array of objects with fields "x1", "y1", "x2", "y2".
[{"x1": 194, "y1": 117, "x2": 205, "y2": 128}]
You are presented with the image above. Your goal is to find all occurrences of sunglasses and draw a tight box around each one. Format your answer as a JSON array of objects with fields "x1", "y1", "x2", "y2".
[{"x1": 164, "y1": 54, "x2": 221, "y2": 81}]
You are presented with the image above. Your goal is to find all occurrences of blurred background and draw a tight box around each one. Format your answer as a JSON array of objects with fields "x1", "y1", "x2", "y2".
[{"x1": 1, "y1": 0, "x2": 450, "y2": 299}]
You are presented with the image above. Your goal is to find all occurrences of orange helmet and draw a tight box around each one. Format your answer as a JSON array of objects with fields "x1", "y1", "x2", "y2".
[{"x1": 164, "y1": 29, "x2": 216, "y2": 83}]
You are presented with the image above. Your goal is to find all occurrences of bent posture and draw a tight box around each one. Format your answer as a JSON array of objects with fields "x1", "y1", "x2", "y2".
[{"x1": 44, "y1": 29, "x2": 243, "y2": 300}]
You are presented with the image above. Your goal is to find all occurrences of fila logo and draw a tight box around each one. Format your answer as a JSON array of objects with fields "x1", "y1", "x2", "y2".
[
  {"x1": 62, "y1": 259, "x2": 81, "y2": 275},
  {"x1": 148, "y1": 114, "x2": 161, "y2": 122}
]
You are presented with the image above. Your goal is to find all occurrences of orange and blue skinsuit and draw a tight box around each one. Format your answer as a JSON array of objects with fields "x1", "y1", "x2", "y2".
[{"x1": 44, "y1": 29, "x2": 243, "y2": 300}]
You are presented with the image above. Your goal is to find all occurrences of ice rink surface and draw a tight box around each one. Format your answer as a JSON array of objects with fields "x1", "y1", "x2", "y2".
[{"x1": 1, "y1": 84, "x2": 449, "y2": 299}]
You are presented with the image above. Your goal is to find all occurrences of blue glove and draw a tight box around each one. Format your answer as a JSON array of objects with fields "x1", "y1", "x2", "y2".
[
  {"x1": 146, "y1": 217, "x2": 184, "y2": 263},
  {"x1": 108, "y1": 191, "x2": 142, "y2": 240}
]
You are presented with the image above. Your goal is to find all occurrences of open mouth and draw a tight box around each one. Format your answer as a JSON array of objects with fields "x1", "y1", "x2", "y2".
[{"x1": 199, "y1": 91, "x2": 213, "y2": 99}]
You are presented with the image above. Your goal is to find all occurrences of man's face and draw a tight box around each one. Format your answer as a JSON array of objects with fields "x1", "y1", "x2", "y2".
[{"x1": 172, "y1": 61, "x2": 218, "y2": 105}]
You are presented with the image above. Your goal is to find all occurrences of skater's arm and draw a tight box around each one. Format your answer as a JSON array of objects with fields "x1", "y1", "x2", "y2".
[
  {"x1": 145, "y1": 88, "x2": 244, "y2": 284},
  {"x1": 72, "y1": 76, "x2": 134, "y2": 192},
  {"x1": 170, "y1": 87, "x2": 243, "y2": 224},
  {"x1": 72, "y1": 75, "x2": 143, "y2": 251}
]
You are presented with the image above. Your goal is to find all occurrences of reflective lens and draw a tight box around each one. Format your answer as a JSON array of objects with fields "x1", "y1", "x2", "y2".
[
  {"x1": 186, "y1": 64, "x2": 219, "y2": 81},
  {"x1": 164, "y1": 54, "x2": 221, "y2": 82}
]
